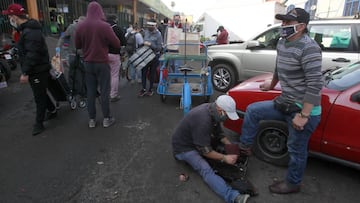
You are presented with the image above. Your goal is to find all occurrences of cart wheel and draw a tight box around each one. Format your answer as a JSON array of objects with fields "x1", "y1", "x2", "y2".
[
  {"x1": 79, "y1": 99, "x2": 87, "y2": 108},
  {"x1": 70, "y1": 100, "x2": 77, "y2": 110},
  {"x1": 160, "y1": 94, "x2": 166, "y2": 103}
]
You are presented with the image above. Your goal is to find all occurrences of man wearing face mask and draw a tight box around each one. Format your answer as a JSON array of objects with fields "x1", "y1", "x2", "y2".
[
  {"x1": 2, "y1": 4, "x2": 57, "y2": 136},
  {"x1": 138, "y1": 19, "x2": 162, "y2": 97},
  {"x1": 172, "y1": 95, "x2": 250, "y2": 203},
  {"x1": 237, "y1": 8, "x2": 323, "y2": 194}
]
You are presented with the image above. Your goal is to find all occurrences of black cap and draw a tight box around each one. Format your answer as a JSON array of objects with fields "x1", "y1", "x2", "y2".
[
  {"x1": 217, "y1": 25, "x2": 224, "y2": 32},
  {"x1": 275, "y1": 8, "x2": 310, "y2": 24}
]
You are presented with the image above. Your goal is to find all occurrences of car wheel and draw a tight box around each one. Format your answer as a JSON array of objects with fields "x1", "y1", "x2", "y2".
[
  {"x1": 253, "y1": 120, "x2": 289, "y2": 166},
  {"x1": 211, "y1": 63, "x2": 236, "y2": 92}
]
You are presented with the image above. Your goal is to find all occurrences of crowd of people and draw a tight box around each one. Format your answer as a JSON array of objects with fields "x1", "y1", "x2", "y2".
[{"x1": 3, "y1": 2, "x2": 323, "y2": 202}]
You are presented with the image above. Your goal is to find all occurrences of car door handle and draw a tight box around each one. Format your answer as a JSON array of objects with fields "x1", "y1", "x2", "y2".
[{"x1": 332, "y1": 58, "x2": 350, "y2": 63}]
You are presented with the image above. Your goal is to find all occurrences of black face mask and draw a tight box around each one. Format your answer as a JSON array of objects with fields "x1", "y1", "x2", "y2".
[
  {"x1": 210, "y1": 103, "x2": 228, "y2": 122},
  {"x1": 280, "y1": 24, "x2": 300, "y2": 39}
]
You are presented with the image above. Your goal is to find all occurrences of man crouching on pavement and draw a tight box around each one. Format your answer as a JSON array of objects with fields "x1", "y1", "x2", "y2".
[{"x1": 172, "y1": 95, "x2": 250, "y2": 203}]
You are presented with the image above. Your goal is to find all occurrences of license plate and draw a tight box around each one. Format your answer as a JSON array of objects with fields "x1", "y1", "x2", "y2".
[{"x1": 4, "y1": 54, "x2": 12, "y2": 60}]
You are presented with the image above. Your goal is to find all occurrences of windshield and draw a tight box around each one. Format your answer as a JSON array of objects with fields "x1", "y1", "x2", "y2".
[{"x1": 325, "y1": 61, "x2": 360, "y2": 91}]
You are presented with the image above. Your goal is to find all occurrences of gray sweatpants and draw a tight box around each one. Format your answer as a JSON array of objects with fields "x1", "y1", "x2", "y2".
[{"x1": 84, "y1": 62, "x2": 111, "y2": 119}]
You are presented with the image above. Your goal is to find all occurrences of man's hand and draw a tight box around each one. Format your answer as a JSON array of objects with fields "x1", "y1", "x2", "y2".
[
  {"x1": 144, "y1": 41, "x2": 151, "y2": 46},
  {"x1": 224, "y1": 154, "x2": 238, "y2": 165},
  {"x1": 259, "y1": 80, "x2": 272, "y2": 91},
  {"x1": 20, "y1": 74, "x2": 28, "y2": 84}
]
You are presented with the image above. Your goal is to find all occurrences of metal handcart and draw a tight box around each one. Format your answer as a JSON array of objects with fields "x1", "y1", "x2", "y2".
[{"x1": 157, "y1": 42, "x2": 213, "y2": 115}]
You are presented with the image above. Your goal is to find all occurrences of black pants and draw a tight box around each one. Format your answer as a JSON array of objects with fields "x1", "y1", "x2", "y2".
[
  {"x1": 29, "y1": 71, "x2": 55, "y2": 125},
  {"x1": 141, "y1": 54, "x2": 159, "y2": 91}
]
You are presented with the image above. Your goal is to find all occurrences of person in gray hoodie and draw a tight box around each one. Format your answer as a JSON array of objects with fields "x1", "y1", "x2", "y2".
[{"x1": 75, "y1": 1, "x2": 120, "y2": 128}]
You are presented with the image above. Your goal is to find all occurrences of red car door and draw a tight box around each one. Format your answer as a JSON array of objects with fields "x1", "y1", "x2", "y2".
[{"x1": 320, "y1": 85, "x2": 360, "y2": 164}]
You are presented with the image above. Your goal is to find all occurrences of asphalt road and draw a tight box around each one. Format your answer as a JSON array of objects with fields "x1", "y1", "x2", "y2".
[{"x1": 0, "y1": 37, "x2": 359, "y2": 203}]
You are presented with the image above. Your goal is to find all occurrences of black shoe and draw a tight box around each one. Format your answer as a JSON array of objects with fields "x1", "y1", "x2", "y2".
[
  {"x1": 32, "y1": 123, "x2": 45, "y2": 136},
  {"x1": 45, "y1": 111, "x2": 57, "y2": 121},
  {"x1": 269, "y1": 180, "x2": 300, "y2": 194}
]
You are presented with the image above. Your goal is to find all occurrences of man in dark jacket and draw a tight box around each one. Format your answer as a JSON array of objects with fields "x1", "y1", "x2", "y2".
[
  {"x1": 75, "y1": 1, "x2": 120, "y2": 128},
  {"x1": 106, "y1": 14, "x2": 124, "y2": 102},
  {"x1": 2, "y1": 3, "x2": 57, "y2": 136}
]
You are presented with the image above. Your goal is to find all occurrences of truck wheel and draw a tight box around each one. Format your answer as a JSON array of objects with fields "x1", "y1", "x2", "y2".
[
  {"x1": 252, "y1": 120, "x2": 289, "y2": 166},
  {"x1": 211, "y1": 63, "x2": 236, "y2": 92}
]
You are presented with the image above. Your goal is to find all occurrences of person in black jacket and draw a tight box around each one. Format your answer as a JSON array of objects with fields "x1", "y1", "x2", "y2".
[
  {"x1": 106, "y1": 14, "x2": 125, "y2": 102},
  {"x1": 2, "y1": 4, "x2": 57, "y2": 135}
]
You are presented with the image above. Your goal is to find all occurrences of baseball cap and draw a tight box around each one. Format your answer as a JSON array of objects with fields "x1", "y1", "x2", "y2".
[
  {"x1": 2, "y1": 3, "x2": 26, "y2": 16},
  {"x1": 215, "y1": 95, "x2": 239, "y2": 120},
  {"x1": 275, "y1": 8, "x2": 310, "y2": 24}
]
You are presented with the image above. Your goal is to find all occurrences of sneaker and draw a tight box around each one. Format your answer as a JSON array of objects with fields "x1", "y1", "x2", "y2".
[
  {"x1": 110, "y1": 95, "x2": 121, "y2": 102},
  {"x1": 138, "y1": 89, "x2": 147, "y2": 97},
  {"x1": 146, "y1": 90, "x2": 154, "y2": 96},
  {"x1": 88, "y1": 119, "x2": 96, "y2": 128},
  {"x1": 32, "y1": 123, "x2": 45, "y2": 136},
  {"x1": 103, "y1": 117, "x2": 115, "y2": 128},
  {"x1": 44, "y1": 110, "x2": 57, "y2": 121},
  {"x1": 238, "y1": 142, "x2": 252, "y2": 156},
  {"x1": 234, "y1": 194, "x2": 250, "y2": 203}
]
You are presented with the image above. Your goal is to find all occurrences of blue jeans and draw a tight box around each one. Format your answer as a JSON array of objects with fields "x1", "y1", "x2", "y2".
[
  {"x1": 84, "y1": 62, "x2": 111, "y2": 119},
  {"x1": 175, "y1": 150, "x2": 239, "y2": 203},
  {"x1": 240, "y1": 100, "x2": 320, "y2": 185}
]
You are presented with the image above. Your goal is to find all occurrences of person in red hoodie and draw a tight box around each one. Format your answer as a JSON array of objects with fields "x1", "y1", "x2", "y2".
[
  {"x1": 216, "y1": 26, "x2": 229, "y2": 45},
  {"x1": 75, "y1": 1, "x2": 120, "y2": 128}
]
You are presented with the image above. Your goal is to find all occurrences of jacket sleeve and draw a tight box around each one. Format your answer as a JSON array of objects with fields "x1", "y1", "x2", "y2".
[{"x1": 74, "y1": 26, "x2": 82, "y2": 49}]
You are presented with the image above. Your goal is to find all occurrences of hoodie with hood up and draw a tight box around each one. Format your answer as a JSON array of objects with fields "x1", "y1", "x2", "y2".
[
  {"x1": 17, "y1": 19, "x2": 51, "y2": 75},
  {"x1": 75, "y1": 2, "x2": 120, "y2": 63}
]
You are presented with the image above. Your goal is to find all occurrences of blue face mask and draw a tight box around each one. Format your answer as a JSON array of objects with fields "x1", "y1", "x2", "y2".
[{"x1": 280, "y1": 24, "x2": 301, "y2": 39}]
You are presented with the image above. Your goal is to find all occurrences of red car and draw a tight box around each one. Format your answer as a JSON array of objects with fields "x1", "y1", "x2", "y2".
[{"x1": 224, "y1": 61, "x2": 360, "y2": 170}]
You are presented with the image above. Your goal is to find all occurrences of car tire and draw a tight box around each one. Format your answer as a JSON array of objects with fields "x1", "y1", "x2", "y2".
[
  {"x1": 252, "y1": 120, "x2": 289, "y2": 166},
  {"x1": 211, "y1": 63, "x2": 236, "y2": 92}
]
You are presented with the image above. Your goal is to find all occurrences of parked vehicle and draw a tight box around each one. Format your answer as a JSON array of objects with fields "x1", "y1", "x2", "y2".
[
  {"x1": 0, "y1": 46, "x2": 18, "y2": 71},
  {"x1": 224, "y1": 61, "x2": 360, "y2": 170},
  {"x1": 208, "y1": 18, "x2": 360, "y2": 92}
]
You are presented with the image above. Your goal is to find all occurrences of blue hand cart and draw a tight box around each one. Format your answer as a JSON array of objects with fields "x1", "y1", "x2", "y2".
[{"x1": 157, "y1": 43, "x2": 213, "y2": 115}]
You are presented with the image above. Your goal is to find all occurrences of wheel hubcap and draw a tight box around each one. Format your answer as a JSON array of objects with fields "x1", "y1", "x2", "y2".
[{"x1": 213, "y1": 68, "x2": 230, "y2": 90}]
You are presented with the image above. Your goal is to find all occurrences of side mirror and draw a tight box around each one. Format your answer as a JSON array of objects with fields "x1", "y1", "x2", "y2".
[
  {"x1": 350, "y1": 91, "x2": 360, "y2": 103},
  {"x1": 246, "y1": 40, "x2": 260, "y2": 49}
]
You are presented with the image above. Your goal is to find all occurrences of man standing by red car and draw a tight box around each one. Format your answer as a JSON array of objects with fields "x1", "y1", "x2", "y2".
[
  {"x1": 216, "y1": 26, "x2": 229, "y2": 45},
  {"x1": 237, "y1": 8, "x2": 323, "y2": 194}
]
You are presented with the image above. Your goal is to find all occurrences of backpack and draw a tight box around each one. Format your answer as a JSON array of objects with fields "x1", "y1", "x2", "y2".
[{"x1": 125, "y1": 32, "x2": 137, "y2": 55}]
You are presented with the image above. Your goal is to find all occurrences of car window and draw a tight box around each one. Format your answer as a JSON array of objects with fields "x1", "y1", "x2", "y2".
[
  {"x1": 253, "y1": 28, "x2": 281, "y2": 49},
  {"x1": 309, "y1": 24, "x2": 352, "y2": 51},
  {"x1": 325, "y1": 61, "x2": 360, "y2": 91}
]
